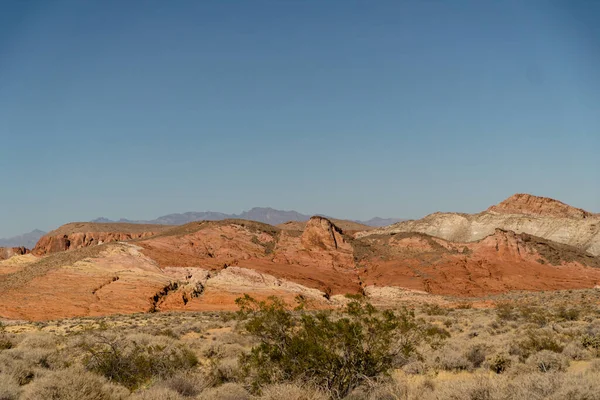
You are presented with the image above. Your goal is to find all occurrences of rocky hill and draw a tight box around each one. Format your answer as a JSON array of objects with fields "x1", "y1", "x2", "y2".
[
  {"x1": 2, "y1": 208, "x2": 600, "y2": 320},
  {"x1": 0, "y1": 247, "x2": 29, "y2": 260},
  {"x1": 487, "y1": 193, "x2": 593, "y2": 219},
  {"x1": 359, "y1": 194, "x2": 600, "y2": 256},
  {"x1": 32, "y1": 222, "x2": 171, "y2": 255}
]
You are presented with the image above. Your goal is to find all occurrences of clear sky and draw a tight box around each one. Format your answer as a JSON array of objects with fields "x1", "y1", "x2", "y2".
[{"x1": 0, "y1": 0, "x2": 599, "y2": 237}]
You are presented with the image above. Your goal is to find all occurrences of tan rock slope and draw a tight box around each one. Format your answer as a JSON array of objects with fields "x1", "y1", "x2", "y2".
[
  {"x1": 32, "y1": 222, "x2": 172, "y2": 255},
  {"x1": 488, "y1": 193, "x2": 593, "y2": 219},
  {"x1": 360, "y1": 194, "x2": 600, "y2": 256}
]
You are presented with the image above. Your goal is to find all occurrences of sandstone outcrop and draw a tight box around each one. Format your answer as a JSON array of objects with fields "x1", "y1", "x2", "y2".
[
  {"x1": 488, "y1": 193, "x2": 593, "y2": 219},
  {"x1": 138, "y1": 218, "x2": 359, "y2": 296},
  {"x1": 32, "y1": 222, "x2": 171, "y2": 255},
  {"x1": 360, "y1": 194, "x2": 600, "y2": 256},
  {"x1": 0, "y1": 247, "x2": 29, "y2": 260},
  {"x1": 358, "y1": 229, "x2": 600, "y2": 297}
]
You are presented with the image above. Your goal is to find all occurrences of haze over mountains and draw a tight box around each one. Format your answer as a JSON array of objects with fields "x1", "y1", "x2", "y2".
[
  {"x1": 0, "y1": 208, "x2": 402, "y2": 248},
  {"x1": 0, "y1": 229, "x2": 46, "y2": 249},
  {"x1": 91, "y1": 207, "x2": 404, "y2": 228}
]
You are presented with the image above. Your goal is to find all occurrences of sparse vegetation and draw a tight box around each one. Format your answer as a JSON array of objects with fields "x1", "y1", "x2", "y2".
[
  {"x1": 235, "y1": 295, "x2": 434, "y2": 398},
  {"x1": 0, "y1": 288, "x2": 599, "y2": 399}
]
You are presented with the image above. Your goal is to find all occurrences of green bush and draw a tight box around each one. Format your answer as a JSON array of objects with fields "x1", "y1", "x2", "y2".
[
  {"x1": 235, "y1": 295, "x2": 444, "y2": 399},
  {"x1": 81, "y1": 334, "x2": 198, "y2": 390}
]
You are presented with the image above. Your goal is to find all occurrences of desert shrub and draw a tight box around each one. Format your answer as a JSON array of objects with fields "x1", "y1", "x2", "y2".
[
  {"x1": 455, "y1": 302, "x2": 473, "y2": 310},
  {"x1": 1, "y1": 346, "x2": 58, "y2": 371},
  {"x1": 81, "y1": 333, "x2": 198, "y2": 390},
  {"x1": 588, "y1": 359, "x2": 600, "y2": 373},
  {"x1": 562, "y1": 342, "x2": 591, "y2": 360},
  {"x1": 160, "y1": 371, "x2": 211, "y2": 397},
  {"x1": 517, "y1": 304, "x2": 550, "y2": 326},
  {"x1": 196, "y1": 382, "x2": 250, "y2": 400},
  {"x1": 422, "y1": 325, "x2": 451, "y2": 349},
  {"x1": 0, "y1": 358, "x2": 35, "y2": 386},
  {"x1": 345, "y1": 379, "x2": 409, "y2": 400},
  {"x1": 515, "y1": 329, "x2": 563, "y2": 359},
  {"x1": 258, "y1": 383, "x2": 329, "y2": 400},
  {"x1": 236, "y1": 295, "x2": 437, "y2": 399},
  {"x1": 547, "y1": 372, "x2": 600, "y2": 400},
  {"x1": 0, "y1": 323, "x2": 12, "y2": 351},
  {"x1": 488, "y1": 353, "x2": 512, "y2": 374},
  {"x1": 130, "y1": 387, "x2": 184, "y2": 400},
  {"x1": 401, "y1": 360, "x2": 427, "y2": 375},
  {"x1": 555, "y1": 305, "x2": 581, "y2": 321},
  {"x1": 16, "y1": 332, "x2": 59, "y2": 350},
  {"x1": 527, "y1": 350, "x2": 569, "y2": 373},
  {"x1": 503, "y1": 372, "x2": 562, "y2": 399},
  {"x1": 0, "y1": 373, "x2": 20, "y2": 400},
  {"x1": 465, "y1": 344, "x2": 487, "y2": 368},
  {"x1": 434, "y1": 346, "x2": 473, "y2": 372},
  {"x1": 496, "y1": 302, "x2": 518, "y2": 321},
  {"x1": 20, "y1": 367, "x2": 128, "y2": 400},
  {"x1": 431, "y1": 376, "x2": 497, "y2": 400},
  {"x1": 496, "y1": 303, "x2": 550, "y2": 326},
  {"x1": 0, "y1": 337, "x2": 12, "y2": 351},
  {"x1": 422, "y1": 303, "x2": 449, "y2": 316},
  {"x1": 581, "y1": 333, "x2": 600, "y2": 355}
]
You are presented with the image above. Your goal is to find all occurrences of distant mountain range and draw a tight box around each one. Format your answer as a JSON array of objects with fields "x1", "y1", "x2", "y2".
[
  {"x1": 92, "y1": 207, "x2": 404, "y2": 228},
  {"x1": 0, "y1": 229, "x2": 46, "y2": 248},
  {"x1": 0, "y1": 209, "x2": 403, "y2": 249}
]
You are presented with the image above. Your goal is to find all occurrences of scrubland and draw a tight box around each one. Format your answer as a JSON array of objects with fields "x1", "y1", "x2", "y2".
[{"x1": 1, "y1": 289, "x2": 599, "y2": 400}]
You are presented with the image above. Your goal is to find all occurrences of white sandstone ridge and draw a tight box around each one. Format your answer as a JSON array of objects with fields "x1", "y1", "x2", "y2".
[{"x1": 358, "y1": 194, "x2": 600, "y2": 256}]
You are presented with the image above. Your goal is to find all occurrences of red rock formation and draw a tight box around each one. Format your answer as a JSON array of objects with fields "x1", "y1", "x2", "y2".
[
  {"x1": 301, "y1": 216, "x2": 352, "y2": 252},
  {"x1": 32, "y1": 223, "x2": 170, "y2": 255},
  {"x1": 3, "y1": 216, "x2": 600, "y2": 321},
  {"x1": 487, "y1": 193, "x2": 592, "y2": 219},
  {"x1": 138, "y1": 218, "x2": 360, "y2": 296},
  {"x1": 359, "y1": 229, "x2": 600, "y2": 297},
  {"x1": 0, "y1": 247, "x2": 29, "y2": 260}
]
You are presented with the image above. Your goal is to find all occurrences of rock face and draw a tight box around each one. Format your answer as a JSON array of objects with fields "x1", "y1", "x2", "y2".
[
  {"x1": 357, "y1": 229, "x2": 600, "y2": 297},
  {"x1": 0, "y1": 247, "x2": 29, "y2": 260},
  {"x1": 361, "y1": 194, "x2": 600, "y2": 256},
  {"x1": 488, "y1": 193, "x2": 593, "y2": 219},
  {"x1": 32, "y1": 223, "x2": 171, "y2": 255},
  {"x1": 137, "y1": 218, "x2": 359, "y2": 295},
  {"x1": 2, "y1": 200, "x2": 600, "y2": 321},
  {"x1": 300, "y1": 216, "x2": 353, "y2": 252}
]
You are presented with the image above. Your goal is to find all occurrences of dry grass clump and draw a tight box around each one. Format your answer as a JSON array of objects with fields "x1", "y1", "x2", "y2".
[
  {"x1": 195, "y1": 382, "x2": 250, "y2": 400},
  {"x1": 20, "y1": 367, "x2": 129, "y2": 400},
  {"x1": 257, "y1": 383, "x2": 329, "y2": 400},
  {"x1": 80, "y1": 333, "x2": 198, "y2": 390},
  {"x1": 129, "y1": 387, "x2": 184, "y2": 400},
  {"x1": 0, "y1": 373, "x2": 20, "y2": 400}
]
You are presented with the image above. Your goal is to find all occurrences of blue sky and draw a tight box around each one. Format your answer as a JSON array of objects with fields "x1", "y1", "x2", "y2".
[{"x1": 0, "y1": 0, "x2": 599, "y2": 237}]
